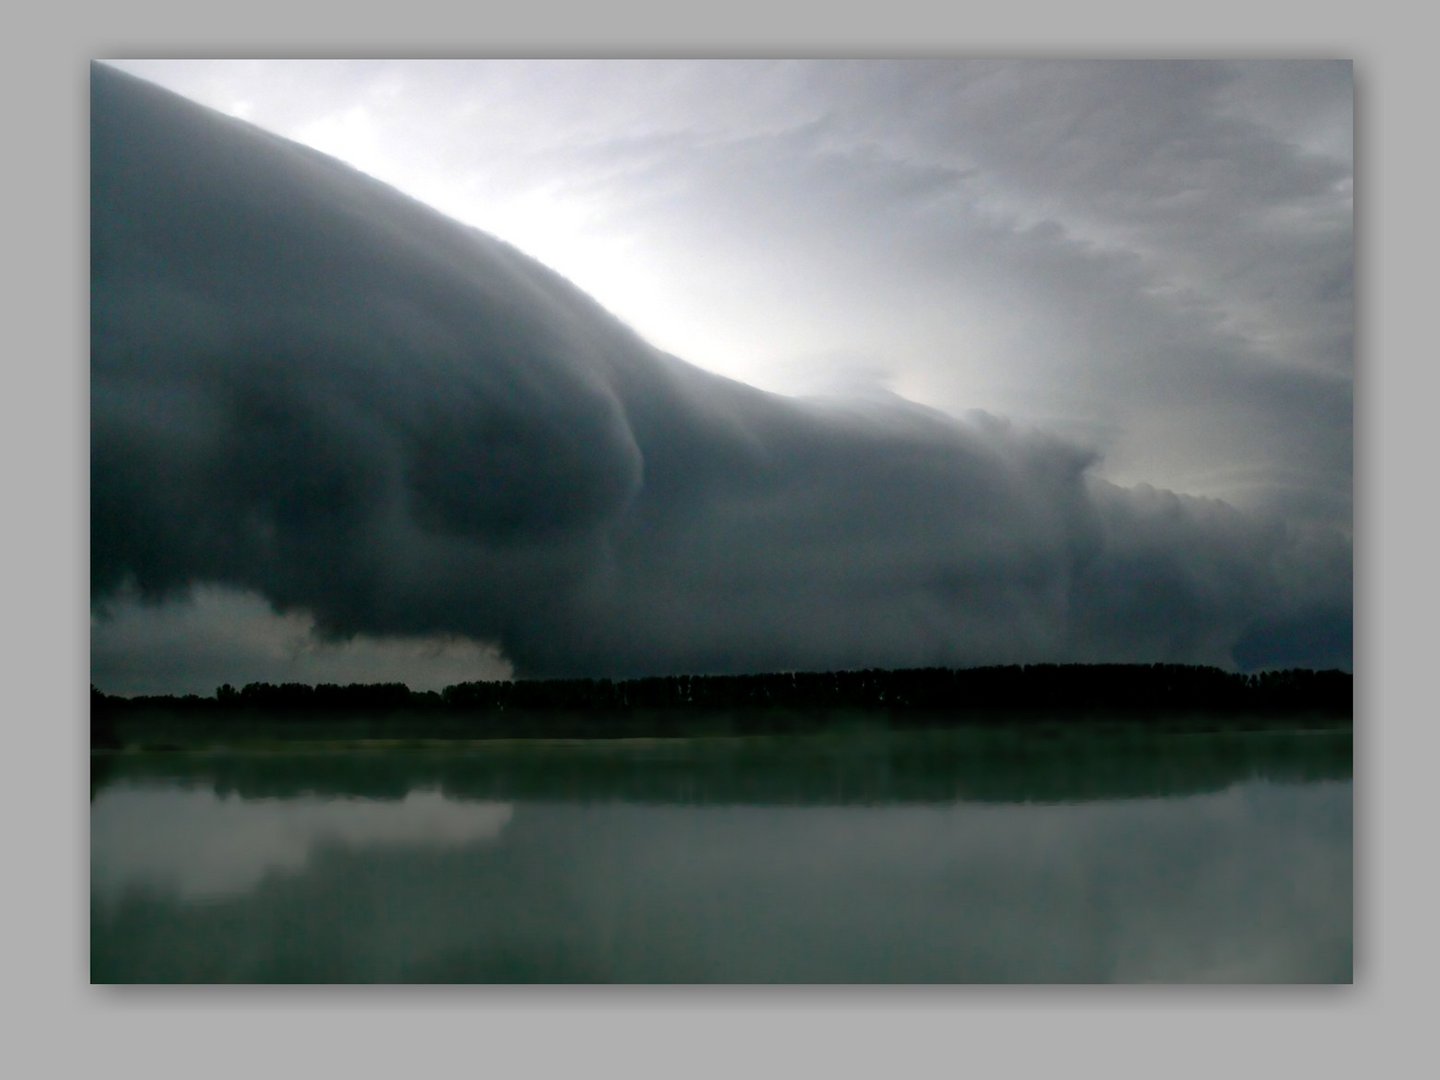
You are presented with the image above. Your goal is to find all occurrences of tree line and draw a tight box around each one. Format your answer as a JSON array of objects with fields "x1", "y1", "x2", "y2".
[{"x1": 92, "y1": 663, "x2": 1351, "y2": 721}]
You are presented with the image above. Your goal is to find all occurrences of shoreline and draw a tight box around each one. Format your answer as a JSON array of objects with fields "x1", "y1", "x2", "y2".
[{"x1": 91, "y1": 715, "x2": 1353, "y2": 755}]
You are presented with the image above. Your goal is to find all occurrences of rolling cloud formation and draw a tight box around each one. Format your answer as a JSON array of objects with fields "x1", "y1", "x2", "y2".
[{"x1": 91, "y1": 65, "x2": 1351, "y2": 679}]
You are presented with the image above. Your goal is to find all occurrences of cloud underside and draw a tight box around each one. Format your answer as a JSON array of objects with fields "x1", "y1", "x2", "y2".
[{"x1": 90, "y1": 65, "x2": 1351, "y2": 681}]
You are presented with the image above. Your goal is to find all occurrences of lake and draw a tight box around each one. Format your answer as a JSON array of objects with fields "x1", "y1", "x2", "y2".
[{"x1": 90, "y1": 724, "x2": 1352, "y2": 983}]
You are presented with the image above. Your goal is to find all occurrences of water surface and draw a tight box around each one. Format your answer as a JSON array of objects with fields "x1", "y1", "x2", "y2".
[{"x1": 90, "y1": 727, "x2": 1352, "y2": 983}]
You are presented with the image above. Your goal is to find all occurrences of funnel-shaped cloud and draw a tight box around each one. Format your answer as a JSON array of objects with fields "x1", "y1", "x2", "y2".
[{"x1": 90, "y1": 64, "x2": 1351, "y2": 680}]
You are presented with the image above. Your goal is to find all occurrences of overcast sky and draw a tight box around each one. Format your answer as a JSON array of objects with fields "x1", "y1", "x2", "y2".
[{"x1": 91, "y1": 60, "x2": 1353, "y2": 693}]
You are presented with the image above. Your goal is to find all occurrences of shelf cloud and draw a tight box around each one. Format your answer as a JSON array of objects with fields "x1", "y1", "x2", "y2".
[{"x1": 91, "y1": 64, "x2": 1351, "y2": 684}]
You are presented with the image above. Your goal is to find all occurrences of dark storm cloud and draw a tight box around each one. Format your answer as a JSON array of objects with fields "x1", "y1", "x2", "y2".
[
  {"x1": 106, "y1": 60, "x2": 1353, "y2": 529},
  {"x1": 91, "y1": 65, "x2": 1351, "y2": 678}
]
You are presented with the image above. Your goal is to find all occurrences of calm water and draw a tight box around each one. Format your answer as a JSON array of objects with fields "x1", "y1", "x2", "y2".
[{"x1": 90, "y1": 727, "x2": 1352, "y2": 983}]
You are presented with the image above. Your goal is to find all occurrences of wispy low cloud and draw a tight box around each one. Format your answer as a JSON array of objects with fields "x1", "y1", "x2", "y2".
[
  {"x1": 90, "y1": 65, "x2": 1351, "y2": 683},
  {"x1": 90, "y1": 584, "x2": 513, "y2": 696}
]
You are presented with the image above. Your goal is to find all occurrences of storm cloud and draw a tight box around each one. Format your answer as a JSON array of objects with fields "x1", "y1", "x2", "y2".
[{"x1": 90, "y1": 64, "x2": 1351, "y2": 683}]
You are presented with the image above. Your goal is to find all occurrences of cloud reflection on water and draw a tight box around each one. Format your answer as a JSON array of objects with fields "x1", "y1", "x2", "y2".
[
  {"x1": 91, "y1": 785, "x2": 514, "y2": 900},
  {"x1": 90, "y1": 768, "x2": 1350, "y2": 981}
]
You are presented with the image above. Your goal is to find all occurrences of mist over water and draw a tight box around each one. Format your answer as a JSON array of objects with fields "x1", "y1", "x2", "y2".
[{"x1": 91, "y1": 731, "x2": 1351, "y2": 983}]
